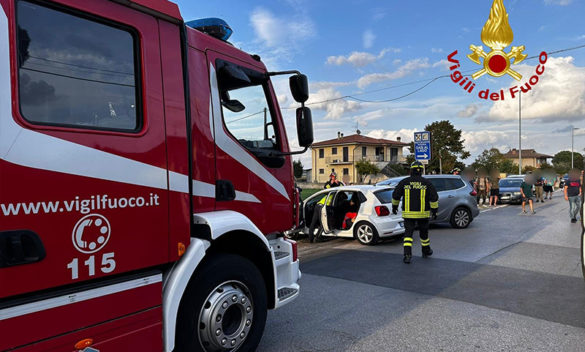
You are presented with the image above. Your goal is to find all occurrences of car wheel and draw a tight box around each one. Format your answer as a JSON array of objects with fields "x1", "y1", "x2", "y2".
[
  {"x1": 175, "y1": 254, "x2": 267, "y2": 352},
  {"x1": 450, "y1": 207, "x2": 471, "y2": 229},
  {"x1": 354, "y1": 221, "x2": 379, "y2": 245}
]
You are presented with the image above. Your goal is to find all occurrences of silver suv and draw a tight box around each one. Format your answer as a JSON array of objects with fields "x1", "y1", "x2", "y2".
[{"x1": 376, "y1": 175, "x2": 480, "y2": 228}]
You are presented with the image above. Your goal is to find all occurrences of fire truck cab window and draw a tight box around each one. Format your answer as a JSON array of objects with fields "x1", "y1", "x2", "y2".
[
  {"x1": 16, "y1": 0, "x2": 140, "y2": 131},
  {"x1": 216, "y1": 60, "x2": 279, "y2": 153}
]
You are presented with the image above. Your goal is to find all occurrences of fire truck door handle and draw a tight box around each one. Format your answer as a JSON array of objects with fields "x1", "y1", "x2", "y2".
[
  {"x1": 0, "y1": 230, "x2": 46, "y2": 268},
  {"x1": 216, "y1": 180, "x2": 236, "y2": 201}
]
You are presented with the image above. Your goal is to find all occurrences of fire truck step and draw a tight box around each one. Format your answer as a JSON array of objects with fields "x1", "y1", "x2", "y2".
[
  {"x1": 274, "y1": 251, "x2": 289, "y2": 260},
  {"x1": 277, "y1": 287, "x2": 298, "y2": 301}
]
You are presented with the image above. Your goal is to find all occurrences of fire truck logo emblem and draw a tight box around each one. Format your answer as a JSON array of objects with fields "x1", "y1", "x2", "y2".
[
  {"x1": 467, "y1": 0, "x2": 527, "y2": 80},
  {"x1": 72, "y1": 214, "x2": 111, "y2": 254}
]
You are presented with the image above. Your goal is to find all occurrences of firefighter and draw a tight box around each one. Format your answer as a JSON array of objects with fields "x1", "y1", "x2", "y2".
[
  {"x1": 392, "y1": 161, "x2": 439, "y2": 264},
  {"x1": 324, "y1": 171, "x2": 343, "y2": 189}
]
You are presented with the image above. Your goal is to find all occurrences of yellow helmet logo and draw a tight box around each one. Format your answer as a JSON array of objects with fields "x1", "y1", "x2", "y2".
[{"x1": 467, "y1": 0, "x2": 527, "y2": 81}]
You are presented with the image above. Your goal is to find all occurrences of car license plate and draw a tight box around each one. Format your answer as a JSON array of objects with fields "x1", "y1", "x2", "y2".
[{"x1": 399, "y1": 222, "x2": 404, "y2": 228}]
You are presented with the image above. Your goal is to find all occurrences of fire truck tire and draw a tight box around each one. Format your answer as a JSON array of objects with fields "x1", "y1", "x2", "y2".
[{"x1": 175, "y1": 254, "x2": 268, "y2": 352}]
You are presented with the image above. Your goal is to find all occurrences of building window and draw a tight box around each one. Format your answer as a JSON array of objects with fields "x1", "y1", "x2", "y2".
[
  {"x1": 343, "y1": 147, "x2": 349, "y2": 162},
  {"x1": 319, "y1": 149, "x2": 324, "y2": 158},
  {"x1": 343, "y1": 168, "x2": 349, "y2": 175},
  {"x1": 362, "y1": 146, "x2": 367, "y2": 157},
  {"x1": 319, "y1": 169, "x2": 324, "y2": 174},
  {"x1": 332, "y1": 147, "x2": 337, "y2": 155},
  {"x1": 375, "y1": 147, "x2": 384, "y2": 161},
  {"x1": 17, "y1": 0, "x2": 140, "y2": 131},
  {"x1": 390, "y1": 148, "x2": 398, "y2": 162}
]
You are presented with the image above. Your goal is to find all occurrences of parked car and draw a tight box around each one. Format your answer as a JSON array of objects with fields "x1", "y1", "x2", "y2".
[
  {"x1": 377, "y1": 175, "x2": 480, "y2": 228},
  {"x1": 499, "y1": 177, "x2": 524, "y2": 204},
  {"x1": 302, "y1": 185, "x2": 405, "y2": 245}
]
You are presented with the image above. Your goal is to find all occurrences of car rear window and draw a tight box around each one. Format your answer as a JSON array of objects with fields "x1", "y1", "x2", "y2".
[
  {"x1": 500, "y1": 179, "x2": 523, "y2": 187},
  {"x1": 374, "y1": 189, "x2": 394, "y2": 203},
  {"x1": 445, "y1": 178, "x2": 465, "y2": 190}
]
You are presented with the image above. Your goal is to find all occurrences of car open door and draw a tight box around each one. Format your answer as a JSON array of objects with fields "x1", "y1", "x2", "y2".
[{"x1": 321, "y1": 191, "x2": 336, "y2": 234}]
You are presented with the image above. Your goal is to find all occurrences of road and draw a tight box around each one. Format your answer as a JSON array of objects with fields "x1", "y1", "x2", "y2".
[{"x1": 259, "y1": 196, "x2": 585, "y2": 352}]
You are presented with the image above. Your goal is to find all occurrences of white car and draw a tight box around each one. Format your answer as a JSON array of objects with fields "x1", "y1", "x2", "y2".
[{"x1": 302, "y1": 185, "x2": 405, "y2": 245}]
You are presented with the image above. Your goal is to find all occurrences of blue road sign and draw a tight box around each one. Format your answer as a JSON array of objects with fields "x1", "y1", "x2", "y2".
[{"x1": 414, "y1": 131, "x2": 431, "y2": 161}]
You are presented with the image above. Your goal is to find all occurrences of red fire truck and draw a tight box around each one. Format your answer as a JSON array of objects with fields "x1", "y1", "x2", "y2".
[{"x1": 0, "y1": 0, "x2": 313, "y2": 351}]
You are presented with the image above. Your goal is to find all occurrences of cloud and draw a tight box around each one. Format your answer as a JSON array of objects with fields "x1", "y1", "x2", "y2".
[
  {"x1": 306, "y1": 88, "x2": 361, "y2": 119},
  {"x1": 326, "y1": 48, "x2": 398, "y2": 68},
  {"x1": 457, "y1": 104, "x2": 479, "y2": 118},
  {"x1": 363, "y1": 30, "x2": 375, "y2": 49},
  {"x1": 432, "y1": 59, "x2": 451, "y2": 71},
  {"x1": 250, "y1": 8, "x2": 314, "y2": 48},
  {"x1": 544, "y1": 0, "x2": 572, "y2": 5},
  {"x1": 431, "y1": 48, "x2": 444, "y2": 53},
  {"x1": 367, "y1": 128, "x2": 417, "y2": 143},
  {"x1": 485, "y1": 56, "x2": 585, "y2": 123},
  {"x1": 357, "y1": 58, "x2": 431, "y2": 88},
  {"x1": 461, "y1": 130, "x2": 518, "y2": 157}
]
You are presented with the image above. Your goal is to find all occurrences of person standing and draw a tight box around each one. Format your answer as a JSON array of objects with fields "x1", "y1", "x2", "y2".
[
  {"x1": 476, "y1": 172, "x2": 490, "y2": 206},
  {"x1": 489, "y1": 173, "x2": 500, "y2": 206},
  {"x1": 308, "y1": 193, "x2": 329, "y2": 243},
  {"x1": 534, "y1": 176, "x2": 545, "y2": 203},
  {"x1": 324, "y1": 171, "x2": 343, "y2": 189},
  {"x1": 521, "y1": 175, "x2": 535, "y2": 215},
  {"x1": 544, "y1": 177, "x2": 554, "y2": 199},
  {"x1": 392, "y1": 161, "x2": 439, "y2": 264},
  {"x1": 564, "y1": 169, "x2": 582, "y2": 223}
]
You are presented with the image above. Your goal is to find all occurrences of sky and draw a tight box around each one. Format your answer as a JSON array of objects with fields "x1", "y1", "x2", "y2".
[{"x1": 174, "y1": 0, "x2": 585, "y2": 167}]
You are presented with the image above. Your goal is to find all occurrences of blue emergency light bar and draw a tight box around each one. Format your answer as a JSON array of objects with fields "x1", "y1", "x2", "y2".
[{"x1": 186, "y1": 18, "x2": 233, "y2": 42}]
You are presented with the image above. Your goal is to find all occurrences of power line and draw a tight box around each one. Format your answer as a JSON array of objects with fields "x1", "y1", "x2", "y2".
[
  {"x1": 225, "y1": 109, "x2": 265, "y2": 124},
  {"x1": 286, "y1": 43, "x2": 585, "y2": 107},
  {"x1": 21, "y1": 67, "x2": 135, "y2": 88},
  {"x1": 28, "y1": 55, "x2": 134, "y2": 76}
]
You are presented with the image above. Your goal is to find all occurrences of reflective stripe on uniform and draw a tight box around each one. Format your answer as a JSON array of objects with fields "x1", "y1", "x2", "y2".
[
  {"x1": 420, "y1": 189, "x2": 426, "y2": 212},
  {"x1": 392, "y1": 199, "x2": 400, "y2": 206},
  {"x1": 405, "y1": 189, "x2": 410, "y2": 212},
  {"x1": 421, "y1": 238, "x2": 430, "y2": 247},
  {"x1": 430, "y1": 201, "x2": 438, "y2": 209},
  {"x1": 403, "y1": 237, "x2": 413, "y2": 247},
  {"x1": 402, "y1": 211, "x2": 430, "y2": 219}
]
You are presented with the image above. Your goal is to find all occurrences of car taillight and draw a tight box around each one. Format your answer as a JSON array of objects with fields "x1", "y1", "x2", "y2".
[
  {"x1": 375, "y1": 206, "x2": 390, "y2": 216},
  {"x1": 285, "y1": 238, "x2": 298, "y2": 262},
  {"x1": 470, "y1": 190, "x2": 477, "y2": 196}
]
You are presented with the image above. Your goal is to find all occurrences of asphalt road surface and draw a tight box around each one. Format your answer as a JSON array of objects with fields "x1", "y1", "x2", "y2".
[{"x1": 259, "y1": 195, "x2": 585, "y2": 352}]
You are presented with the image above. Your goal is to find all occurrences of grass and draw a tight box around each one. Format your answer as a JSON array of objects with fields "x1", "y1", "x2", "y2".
[{"x1": 301, "y1": 188, "x2": 322, "y2": 200}]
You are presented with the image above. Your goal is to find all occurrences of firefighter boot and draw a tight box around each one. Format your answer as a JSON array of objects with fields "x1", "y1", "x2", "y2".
[
  {"x1": 421, "y1": 238, "x2": 433, "y2": 258},
  {"x1": 403, "y1": 237, "x2": 413, "y2": 264}
]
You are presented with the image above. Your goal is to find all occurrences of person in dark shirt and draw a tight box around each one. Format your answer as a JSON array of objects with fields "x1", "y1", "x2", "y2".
[
  {"x1": 564, "y1": 169, "x2": 582, "y2": 223},
  {"x1": 324, "y1": 172, "x2": 343, "y2": 189},
  {"x1": 520, "y1": 175, "x2": 535, "y2": 215}
]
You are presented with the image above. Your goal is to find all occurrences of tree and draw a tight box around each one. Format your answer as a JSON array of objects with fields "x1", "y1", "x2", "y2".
[
  {"x1": 293, "y1": 160, "x2": 303, "y2": 178},
  {"x1": 355, "y1": 160, "x2": 380, "y2": 182},
  {"x1": 499, "y1": 159, "x2": 517, "y2": 174},
  {"x1": 409, "y1": 120, "x2": 470, "y2": 173},
  {"x1": 472, "y1": 148, "x2": 504, "y2": 172},
  {"x1": 552, "y1": 151, "x2": 584, "y2": 174}
]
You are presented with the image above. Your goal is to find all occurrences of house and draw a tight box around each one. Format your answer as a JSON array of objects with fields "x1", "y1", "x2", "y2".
[
  {"x1": 503, "y1": 149, "x2": 553, "y2": 169},
  {"x1": 311, "y1": 132, "x2": 409, "y2": 184}
]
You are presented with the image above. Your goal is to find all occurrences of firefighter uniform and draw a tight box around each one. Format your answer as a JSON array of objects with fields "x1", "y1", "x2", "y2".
[{"x1": 392, "y1": 162, "x2": 439, "y2": 264}]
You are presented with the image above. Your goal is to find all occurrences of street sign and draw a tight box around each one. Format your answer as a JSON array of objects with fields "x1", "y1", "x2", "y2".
[{"x1": 414, "y1": 131, "x2": 431, "y2": 161}]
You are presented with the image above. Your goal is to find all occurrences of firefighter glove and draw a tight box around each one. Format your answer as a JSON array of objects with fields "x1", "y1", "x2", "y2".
[{"x1": 392, "y1": 204, "x2": 398, "y2": 215}]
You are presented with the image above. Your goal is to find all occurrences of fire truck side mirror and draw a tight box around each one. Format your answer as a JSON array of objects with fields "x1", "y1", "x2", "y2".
[
  {"x1": 296, "y1": 107, "x2": 313, "y2": 148},
  {"x1": 290, "y1": 74, "x2": 309, "y2": 103}
]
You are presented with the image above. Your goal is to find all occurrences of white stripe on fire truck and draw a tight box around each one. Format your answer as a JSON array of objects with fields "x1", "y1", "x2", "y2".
[
  {"x1": 209, "y1": 65, "x2": 290, "y2": 201},
  {"x1": 0, "y1": 274, "x2": 162, "y2": 321}
]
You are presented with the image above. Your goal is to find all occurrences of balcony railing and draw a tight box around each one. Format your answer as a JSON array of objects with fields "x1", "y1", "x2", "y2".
[{"x1": 325, "y1": 155, "x2": 404, "y2": 164}]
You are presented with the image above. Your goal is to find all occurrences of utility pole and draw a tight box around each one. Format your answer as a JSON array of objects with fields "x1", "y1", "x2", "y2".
[
  {"x1": 518, "y1": 92, "x2": 522, "y2": 174},
  {"x1": 572, "y1": 127, "x2": 576, "y2": 169}
]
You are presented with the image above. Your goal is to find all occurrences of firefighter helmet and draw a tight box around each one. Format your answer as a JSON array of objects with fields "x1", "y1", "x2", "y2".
[{"x1": 410, "y1": 161, "x2": 424, "y2": 170}]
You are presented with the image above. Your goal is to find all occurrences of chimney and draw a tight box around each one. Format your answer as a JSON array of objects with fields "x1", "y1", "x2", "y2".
[
  {"x1": 397, "y1": 136, "x2": 401, "y2": 142},
  {"x1": 356, "y1": 129, "x2": 361, "y2": 135},
  {"x1": 340, "y1": 133, "x2": 344, "y2": 137},
  {"x1": 337, "y1": 131, "x2": 341, "y2": 139}
]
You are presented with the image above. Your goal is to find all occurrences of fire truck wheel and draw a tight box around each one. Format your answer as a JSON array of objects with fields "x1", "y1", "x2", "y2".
[{"x1": 175, "y1": 254, "x2": 268, "y2": 352}]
